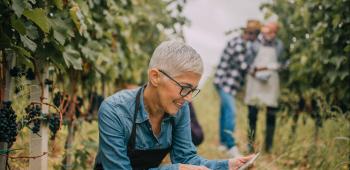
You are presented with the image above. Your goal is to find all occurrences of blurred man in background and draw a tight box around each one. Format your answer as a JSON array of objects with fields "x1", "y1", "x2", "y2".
[{"x1": 214, "y1": 20, "x2": 261, "y2": 158}]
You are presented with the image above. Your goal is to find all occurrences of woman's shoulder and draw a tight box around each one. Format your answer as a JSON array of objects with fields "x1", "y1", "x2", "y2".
[
  {"x1": 101, "y1": 88, "x2": 140, "y2": 118},
  {"x1": 107, "y1": 88, "x2": 139, "y2": 104}
]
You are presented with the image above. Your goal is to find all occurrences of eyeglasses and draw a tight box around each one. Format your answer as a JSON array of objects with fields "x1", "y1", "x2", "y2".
[{"x1": 159, "y1": 69, "x2": 201, "y2": 99}]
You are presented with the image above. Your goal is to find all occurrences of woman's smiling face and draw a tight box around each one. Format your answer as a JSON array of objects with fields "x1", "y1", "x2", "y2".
[{"x1": 156, "y1": 70, "x2": 201, "y2": 115}]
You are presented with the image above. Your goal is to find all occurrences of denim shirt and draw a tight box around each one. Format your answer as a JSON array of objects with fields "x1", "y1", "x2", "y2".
[{"x1": 95, "y1": 87, "x2": 229, "y2": 170}]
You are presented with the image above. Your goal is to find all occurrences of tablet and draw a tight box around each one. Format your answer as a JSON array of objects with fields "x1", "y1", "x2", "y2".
[{"x1": 238, "y1": 152, "x2": 260, "y2": 170}]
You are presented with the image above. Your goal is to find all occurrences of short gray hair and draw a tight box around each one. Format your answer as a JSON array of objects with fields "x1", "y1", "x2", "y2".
[{"x1": 149, "y1": 40, "x2": 203, "y2": 77}]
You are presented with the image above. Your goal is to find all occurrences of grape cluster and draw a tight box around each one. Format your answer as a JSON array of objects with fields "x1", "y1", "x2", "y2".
[
  {"x1": 53, "y1": 92, "x2": 67, "y2": 108},
  {"x1": 48, "y1": 114, "x2": 60, "y2": 140},
  {"x1": 9, "y1": 66, "x2": 36, "y2": 80},
  {"x1": 26, "y1": 68, "x2": 35, "y2": 80},
  {"x1": 9, "y1": 66, "x2": 36, "y2": 94},
  {"x1": 9, "y1": 66, "x2": 26, "y2": 77},
  {"x1": 53, "y1": 92, "x2": 62, "y2": 107},
  {"x1": 0, "y1": 101, "x2": 18, "y2": 148},
  {"x1": 25, "y1": 104, "x2": 43, "y2": 134}
]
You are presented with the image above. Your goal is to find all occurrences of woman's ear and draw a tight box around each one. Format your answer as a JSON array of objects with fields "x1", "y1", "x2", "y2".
[{"x1": 148, "y1": 68, "x2": 160, "y2": 87}]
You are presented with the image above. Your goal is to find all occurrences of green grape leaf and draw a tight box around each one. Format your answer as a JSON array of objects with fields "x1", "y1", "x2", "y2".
[
  {"x1": 63, "y1": 47, "x2": 82, "y2": 70},
  {"x1": 80, "y1": 46, "x2": 98, "y2": 60},
  {"x1": 53, "y1": 0, "x2": 64, "y2": 10},
  {"x1": 20, "y1": 35, "x2": 37, "y2": 51},
  {"x1": 339, "y1": 71, "x2": 349, "y2": 81},
  {"x1": 26, "y1": 24, "x2": 40, "y2": 40},
  {"x1": 12, "y1": 45, "x2": 31, "y2": 57},
  {"x1": 10, "y1": 16, "x2": 26, "y2": 35},
  {"x1": 53, "y1": 30, "x2": 66, "y2": 45},
  {"x1": 332, "y1": 14, "x2": 341, "y2": 29},
  {"x1": 49, "y1": 17, "x2": 76, "y2": 46},
  {"x1": 23, "y1": 8, "x2": 51, "y2": 33},
  {"x1": 330, "y1": 57, "x2": 346, "y2": 70},
  {"x1": 11, "y1": 0, "x2": 25, "y2": 17},
  {"x1": 344, "y1": 45, "x2": 350, "y2": 53}
]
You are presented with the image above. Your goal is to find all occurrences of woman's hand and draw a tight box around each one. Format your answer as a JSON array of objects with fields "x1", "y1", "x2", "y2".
[
  {"x1": 228, "y1": 154, "x2": 255, "y2": 170},
  {"x1": 179, "y1": 164, "x2": 211, "y2": 170}
]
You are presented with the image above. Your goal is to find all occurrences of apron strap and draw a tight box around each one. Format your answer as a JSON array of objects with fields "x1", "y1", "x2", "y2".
[{"x1": 128, "y1": 87, "x2": 143, "y2": 151}]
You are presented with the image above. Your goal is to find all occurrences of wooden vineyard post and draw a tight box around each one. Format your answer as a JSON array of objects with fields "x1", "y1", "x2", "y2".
[{"x1": 28, "y1": 64, "x2": 49, "y2": 170}]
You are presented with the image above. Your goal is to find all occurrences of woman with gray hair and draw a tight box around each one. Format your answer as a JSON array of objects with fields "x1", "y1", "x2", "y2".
[{"x1": 94, "y1": 41, "x2": 255, "y2": 170}]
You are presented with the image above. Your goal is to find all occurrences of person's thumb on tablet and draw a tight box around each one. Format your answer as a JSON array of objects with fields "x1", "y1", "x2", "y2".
[{"x1": 229, "y1": 154, "x2": 256, "y2": 170}]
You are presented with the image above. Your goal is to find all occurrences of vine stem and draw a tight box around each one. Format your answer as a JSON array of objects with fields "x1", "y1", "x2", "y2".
[{"x1": 0, "y1": 152, "x2": 47, "y2": 159}]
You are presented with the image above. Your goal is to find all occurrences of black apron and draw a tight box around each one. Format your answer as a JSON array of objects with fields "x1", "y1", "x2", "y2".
[{"x1": 95, "y1": 87, "x2": 174, "y2": 170}]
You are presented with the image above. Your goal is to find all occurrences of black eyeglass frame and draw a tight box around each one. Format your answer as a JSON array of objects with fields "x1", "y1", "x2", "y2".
[{"x1": 158, "y1": 69, "x2": 201, "y2": 98}]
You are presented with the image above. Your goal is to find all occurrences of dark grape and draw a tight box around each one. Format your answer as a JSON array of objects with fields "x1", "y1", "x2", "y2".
[
  {"x1": 31, "y1": 121, "x2": 41, "y2": 134},
  {"x1": 48, "y1": 114, "x2": 60, "y2": 140},
  {"x1": 26, "y1": 68, "x2": 36, "y2": 80},
  {"x1": 9, "y1": 66, "x2": 26, "y2": 77},
  {"x1": 25, "y1": 104, "x2": 43, "y2": 135},
  {"x1": 0, "y1": 101, "x2": 18, "y2": 148},
  {"x1": 9, "y1": 66, "x2": 20, "y2": 77},
  {"x1": 44, "y1": 79, "x2": 53, "y2": 85},
  {"x1": 53, "y1": 92, "x2": 63, "y2": 107}
]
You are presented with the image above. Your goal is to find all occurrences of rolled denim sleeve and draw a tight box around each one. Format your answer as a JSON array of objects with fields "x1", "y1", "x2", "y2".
[
  {"x1": 97, "y1": 100, "x2": 132, "y2": 170},
  {"x1": 170, "y1": 104, "x2": 229, "y2": 170}
]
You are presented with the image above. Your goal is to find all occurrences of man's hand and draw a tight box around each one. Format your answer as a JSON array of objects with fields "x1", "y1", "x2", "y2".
[
  {"x1": 229, "y1": 154, "x2": 256, "y2": 170},
  {"x1": 179, "y1": 164, "x2": 210, "y2": 170}
]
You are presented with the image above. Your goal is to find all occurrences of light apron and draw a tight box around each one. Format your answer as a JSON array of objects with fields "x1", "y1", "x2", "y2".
[{"x1": 244, "y1": 45, "x2": 280, "y2": 107}]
